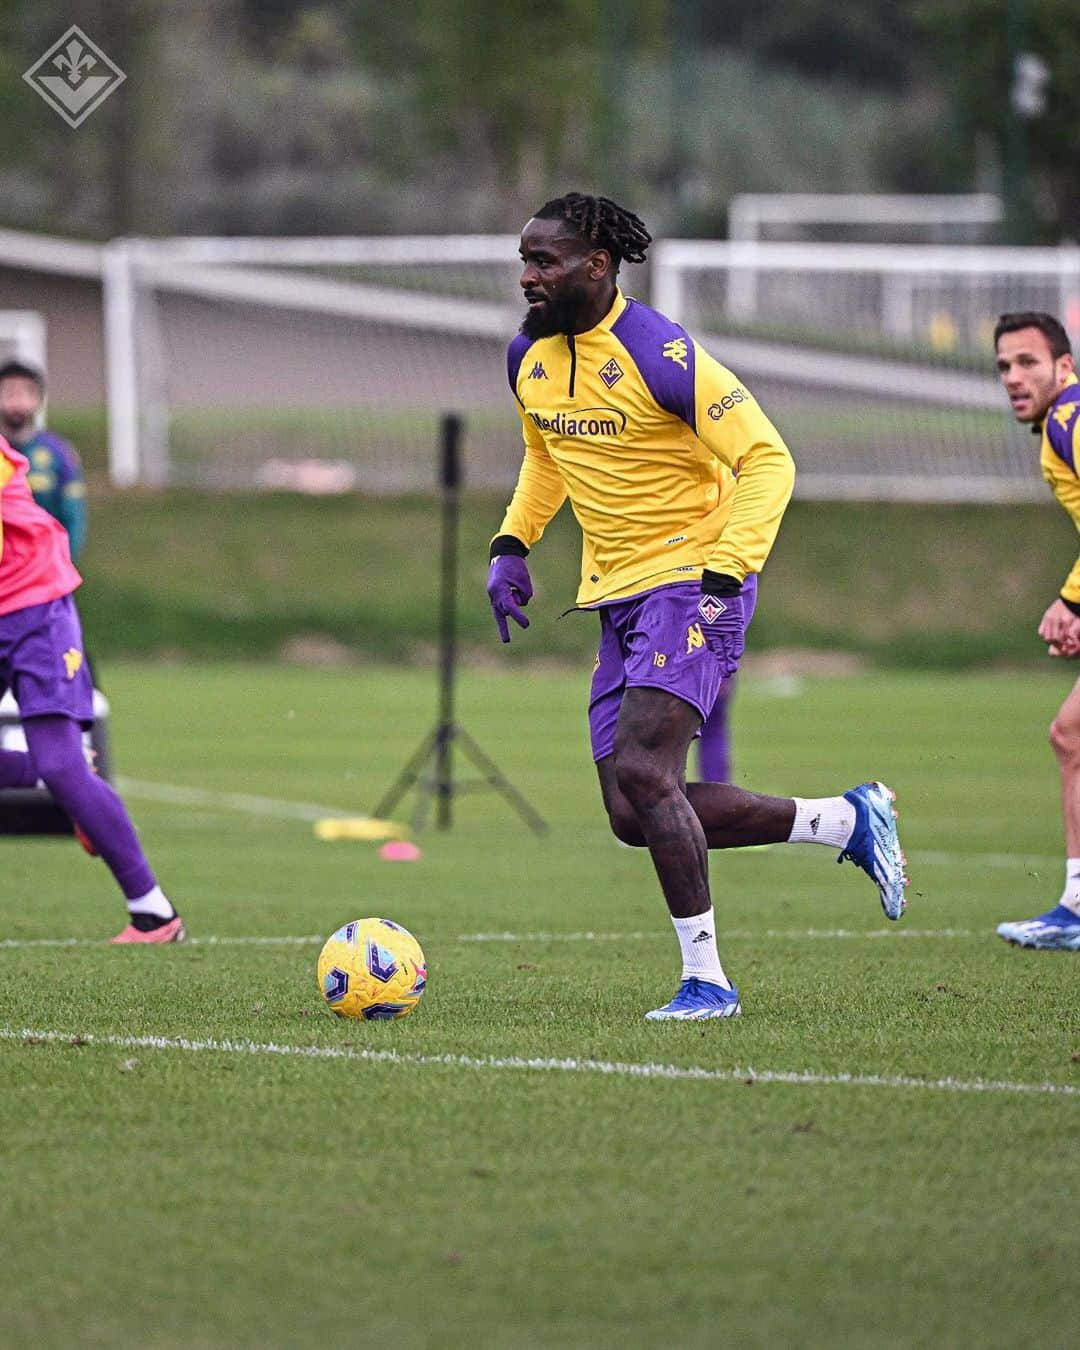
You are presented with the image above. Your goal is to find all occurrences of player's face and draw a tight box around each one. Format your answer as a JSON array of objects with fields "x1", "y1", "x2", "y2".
[
  {"x1": 995, "y1": 328, "x2": 1074, "y2": 423},
  {"x1": 0, "y1": 375, "x2": 43, "y2": 435},
  {"x1": 518, "y1": 217, "x2": 609, "y2": 338}
]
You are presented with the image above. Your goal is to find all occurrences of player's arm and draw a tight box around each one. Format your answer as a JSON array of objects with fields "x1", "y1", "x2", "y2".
[
  {"x1": 487, "y1": 408, "x2": 567, "y2": 642},
  {"x1": 492, "y1": 405, "x2": 567, "y2": 557},
  {"x1": 692, "y1": 345, "x2": 796, "y2": 590},
  {"x1": 1041, "y1": 421, "x2": 1080, "y2": 652},
  {"x1": 0, "y1": 452, "x2": 12, "y2": 557},
  {"x1": 55, "y1": 445, "x2": 88, "y2": 562}
]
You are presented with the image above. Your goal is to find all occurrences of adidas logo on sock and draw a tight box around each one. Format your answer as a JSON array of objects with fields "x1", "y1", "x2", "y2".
[
  {"x1": 810, "y1": 813, "x2": 821, "y2": 835},
  {"x1": 692, "y1": 930, "x2": 711, "y2": 943}
]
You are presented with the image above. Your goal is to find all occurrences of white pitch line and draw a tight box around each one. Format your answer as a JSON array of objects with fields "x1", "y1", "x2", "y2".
[
  {"x1": 908, "y1": 850, "x2": 1058, "y2": 869},
  {"x1": 0, "y1": 928, "x2": 978, "y2": 951},
  {"x1": 0, "y1": 1026, "x2": 1075, "y2": 1100},
  {"x1": 114, "y1": 776, "x2": 355, "y2": 823},
  {"x1": 456, "y1": 928, "x2": 975, "y2": 942}
]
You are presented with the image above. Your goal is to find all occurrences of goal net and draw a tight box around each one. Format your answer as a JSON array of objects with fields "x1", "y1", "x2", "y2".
[
  {"x1": 652, "y1": 240, "x2": 1080, "y2": 500},
  {"x1": 106, "y1": 238, "x2": 1080, "y2": 500},
  {"x1": 105, "y1": 237, "x2": 523, "y2": 492}
]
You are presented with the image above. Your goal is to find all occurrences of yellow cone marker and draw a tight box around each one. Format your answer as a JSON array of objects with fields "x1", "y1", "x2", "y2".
[{"x1": 313, "y1": 817, "x2": 407, "y2": 842}]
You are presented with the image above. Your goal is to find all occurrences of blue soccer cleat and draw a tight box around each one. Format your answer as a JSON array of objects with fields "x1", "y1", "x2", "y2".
[
  {"x1": 644, "y1": 977, "x2": 741, "y2": 1021},
  {"x1": 838, "y1": 781, "x2": 908, "y2": 920},
  {"x1": 996, "y1": 905, "x2": 1080, "y2": 951}
]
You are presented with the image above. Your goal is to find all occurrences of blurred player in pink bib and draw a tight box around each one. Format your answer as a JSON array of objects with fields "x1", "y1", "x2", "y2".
[{"x1": 0, "y1": 432, "x2": 183, "y2": 943}]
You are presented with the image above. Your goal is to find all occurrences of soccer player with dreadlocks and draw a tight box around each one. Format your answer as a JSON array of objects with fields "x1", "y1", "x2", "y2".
[{"x1": 487, "y1": 193, "x2": 908, "y2": 1019}]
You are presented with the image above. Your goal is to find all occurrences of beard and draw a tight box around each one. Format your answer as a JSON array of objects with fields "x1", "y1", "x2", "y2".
[
  {"x1": 0, "y1": 410, "x2": 30, "y2": 435},
  {"x1": 520, "y1": 282, "x2": 591, "y2": 340}
]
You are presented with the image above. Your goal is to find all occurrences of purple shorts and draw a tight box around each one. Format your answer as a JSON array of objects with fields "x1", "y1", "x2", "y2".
[
  {"x1": 0, "y1": 595, "x2": 93, "y2": 725},
  {"x1": 588, "y1": 577, "x2": 758, "y2": 762}
]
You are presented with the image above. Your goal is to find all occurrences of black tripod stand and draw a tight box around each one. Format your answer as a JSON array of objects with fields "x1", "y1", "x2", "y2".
[{"x1": 373, "y1": 414, "x2": 547, "y2": 835}]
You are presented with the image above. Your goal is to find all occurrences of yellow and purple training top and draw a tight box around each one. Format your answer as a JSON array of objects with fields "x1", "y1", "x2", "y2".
[
  {"x1": 497, "y1": 289, "x2": 795, "y2": 607},
  {"x1": 1039, "y1": 373, "x2": 1080, "y2": 603}
]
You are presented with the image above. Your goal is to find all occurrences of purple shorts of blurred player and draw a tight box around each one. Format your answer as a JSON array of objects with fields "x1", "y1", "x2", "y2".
[
  {"x1": 588, "y1": 576, "x2": 757, "y2": 763},
  {"x1": 0, "y1": 595, "x2": 93, "y2": 726}
]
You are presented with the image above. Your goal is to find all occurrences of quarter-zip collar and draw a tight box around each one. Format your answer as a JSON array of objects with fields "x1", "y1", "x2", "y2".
[{"x1": 564, "y1": 289, "x2": 628, "y2": 397}]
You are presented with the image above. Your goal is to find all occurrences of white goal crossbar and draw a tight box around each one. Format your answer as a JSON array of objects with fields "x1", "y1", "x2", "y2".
[{"x1": 94, "y1": 234, "x2": 1080, "y2": 499}]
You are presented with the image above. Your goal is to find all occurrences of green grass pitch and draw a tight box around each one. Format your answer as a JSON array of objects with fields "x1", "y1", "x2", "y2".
[{"x1": 1, "y1": 662, "x2": 1077, "y2": 1348}]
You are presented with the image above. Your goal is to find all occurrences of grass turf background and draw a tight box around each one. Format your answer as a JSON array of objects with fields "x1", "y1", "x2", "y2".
[
  {"x1": 1, "y1": 663, "x2": 1078, "y2": 1348},
  {"x1": 71, "y1": 487, "x2": 1079, "y2": 668}
]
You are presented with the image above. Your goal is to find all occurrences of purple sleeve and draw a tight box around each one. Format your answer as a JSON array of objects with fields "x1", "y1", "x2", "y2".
[
  {"x1": 507, "y1": 334, "x2": 534, "y2": 407},
  {"x1": 1046, "y1": 396, "x2": 1080, "y2": 474},
  {"x1": 610, "y1": 298, "x2": 696, "y2": 433},
  {"x1": 37, "y1": 431, "x2": 84, "y2": 487}
]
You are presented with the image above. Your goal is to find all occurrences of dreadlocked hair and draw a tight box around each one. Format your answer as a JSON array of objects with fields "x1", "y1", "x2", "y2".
[{"x1": 534, "y1": 193, "x2": 652, "y2": 267}]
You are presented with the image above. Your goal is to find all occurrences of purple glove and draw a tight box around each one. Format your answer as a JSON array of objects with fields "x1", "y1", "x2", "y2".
[
  {"x1": 487, "y1": 554, "x2": 533, "y2": 643},
  {"x1": 697, "y1": 572, "x2": 746, "y2": 679}
]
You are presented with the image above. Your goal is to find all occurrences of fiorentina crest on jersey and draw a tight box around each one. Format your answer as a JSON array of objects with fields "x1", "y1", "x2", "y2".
[
  {"x1": 698, "y1": 594, "x2": 727, "y2": 624},
  {"x1": 598, "y1": 358, "x2": 623, "y2": 389}
]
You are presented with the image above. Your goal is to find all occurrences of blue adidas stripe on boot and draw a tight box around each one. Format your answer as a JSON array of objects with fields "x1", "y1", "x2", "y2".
[
  {"x1": 997, "y1": 904, "x2": 1080, "y2": 950},
  {"x1": 645, "y1": 977, "x2": 742, "y2": 1021}
]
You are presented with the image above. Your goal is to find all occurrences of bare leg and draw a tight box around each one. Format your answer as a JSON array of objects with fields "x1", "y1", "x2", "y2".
[
  {"x1": 600, "y1": 687, "x2": 794, "y2": 918},
  {"x1": 600, "y1": 692, "x2": 796, "y2": 857},
  {"x1": 1049, "y1": 676, "x2": 1080, "y2": 855}
]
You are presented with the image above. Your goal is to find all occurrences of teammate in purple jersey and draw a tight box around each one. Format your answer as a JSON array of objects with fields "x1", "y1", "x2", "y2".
[
  {"x1": 487, "y1": 193, "x2": 909, "y2": 1019},
  {"x1": 994, "y1": 311, "x2": 1080, "y2": 950}
]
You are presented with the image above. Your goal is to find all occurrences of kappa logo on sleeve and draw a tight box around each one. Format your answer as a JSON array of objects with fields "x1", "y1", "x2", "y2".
[
  {"x1": 662, "y1": 338, "x2": 688, "y2": 370},
  {"x1": 1052, "y1": 400, "x2": 1079, "y2": 430},
  {"x1": 528, "y1": 362, "x2": 549, "y2": 380},
  {"x1": 62, "y1": 648, "x2": 83, "y2": 680}
]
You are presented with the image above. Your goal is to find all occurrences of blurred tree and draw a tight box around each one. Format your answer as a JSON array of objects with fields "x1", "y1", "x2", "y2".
[
  {"x1": 918, "y1": 0, "x2": 1080, "y2": 240},
  {"x1": 4, "y1": 0, "x2": 1073, "y2": 242},
  {"x1": 701, "y1": 0, "x2": 926, "y2": 89},
  {"x1": 344, "y1": 0, "x2": 606, "y2": 227}
]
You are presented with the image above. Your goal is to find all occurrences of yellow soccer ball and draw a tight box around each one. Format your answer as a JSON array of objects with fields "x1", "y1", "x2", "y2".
[{"x1": 316, "y1": 918, "x2": 427, "y2": 1021}]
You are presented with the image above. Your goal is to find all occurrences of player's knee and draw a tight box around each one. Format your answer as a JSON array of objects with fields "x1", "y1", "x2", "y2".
[
  {"x1": 1049, "y1": 715, "x2": 1080, "y2": 764},
  {"x1": 607, "y1": 801, "x2": 646, "y2": 847},
  {"x1": 28, "y1": 743, "x2": 88, "y2": 799},
  {"x1": 613, "y1": 748, "x2": 675, "y2": 811}
]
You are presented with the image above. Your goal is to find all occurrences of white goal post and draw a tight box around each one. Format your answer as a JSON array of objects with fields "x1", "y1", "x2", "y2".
[{"x1": 728, "y1": 193, "x2": 1004, "y2": 244}]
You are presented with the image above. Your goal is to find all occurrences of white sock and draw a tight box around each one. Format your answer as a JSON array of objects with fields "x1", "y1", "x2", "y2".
[
  {"x1": 671, "y1": 909, "x2": 731, "y2": 988},
  {"x1": 1060, "y1": 860, "x2": 1080, "y2": 916},
  {"x1": 788, "y1": 796, "x2": 857, "y2": 848},
  {"x1": 126, "y1": 885, "x2": 175, "y2": 920}
]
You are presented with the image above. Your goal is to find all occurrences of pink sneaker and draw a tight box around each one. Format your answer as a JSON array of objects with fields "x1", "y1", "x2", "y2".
[
  {"x1": 72, "y1": 820, "x2": 98, "y2": 857},
  {"x1": 110, "y1": 915, "x2": 186, "y2": 944}
]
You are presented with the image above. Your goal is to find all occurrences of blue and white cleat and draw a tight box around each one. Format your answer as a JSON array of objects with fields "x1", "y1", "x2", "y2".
[
  {"x1": 996, "y1": 905, "x2": 1080, "y2": 951},
  {"x1": 644, "y1": 977, "x2": 741, "y2": 1021},
  {"x1": 839, "y1": 781, "x2": 908, "y2": 920}
]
